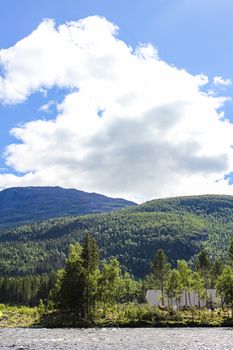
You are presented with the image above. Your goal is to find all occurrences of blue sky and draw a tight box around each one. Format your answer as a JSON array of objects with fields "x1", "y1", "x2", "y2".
[{"x1": 0, "y1": 0, "x2": 233, "y2": 200}]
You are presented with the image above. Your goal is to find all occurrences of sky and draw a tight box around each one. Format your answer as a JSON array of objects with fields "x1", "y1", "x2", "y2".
[{"x1": 0, "y1": 0, "x2": 233, "y2": 202}]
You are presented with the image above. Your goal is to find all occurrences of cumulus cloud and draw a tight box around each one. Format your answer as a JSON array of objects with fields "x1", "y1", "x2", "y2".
[
  {"x1": 0, "y1": 16, "x2": 233, "y2": 201},
  {"x1": 213, "y1": 76, "x2": 232, "y2": 87}
]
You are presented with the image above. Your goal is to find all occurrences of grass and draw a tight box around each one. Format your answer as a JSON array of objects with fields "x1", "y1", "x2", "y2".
[
  {"x1": 0, "y1": 305, "x2": 40, "y2": 328},
  {"x1": 0, "y1": 303, "x2": 232, "y2": 328}
]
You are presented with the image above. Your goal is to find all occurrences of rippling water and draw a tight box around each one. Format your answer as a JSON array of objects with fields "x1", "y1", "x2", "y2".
[{"x1": 0, "y1": 328, "x2": 233, "y2": 349}]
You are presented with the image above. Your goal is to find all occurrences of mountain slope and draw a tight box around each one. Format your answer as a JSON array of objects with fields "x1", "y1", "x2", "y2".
[
  {"x1": 0, "y1": 186, "x2": 136, "y2": 228},
  {"x1": 1, "y1": 194, "x2": 232, "y2": 278},
  {"x1": 134, "y1": 194, "x2": 233, "y2": 218}
]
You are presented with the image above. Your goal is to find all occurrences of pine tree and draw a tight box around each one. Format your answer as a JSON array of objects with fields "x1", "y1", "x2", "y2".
[
  {"x1": 228, "y1": 239, "x2": 233, "y2": 268},
  {"x1": 195, "y1": 250, "x2": 210, "y2": 288},
  {"x1": 151, "y1": 249, "x2": 171, "y2": 306},
  {"x1": 81, "y1": 234, "x2": 100, "y2": 321},
  {"x1": 51, "y1": 234, "x2": 100, "y2": 323}
]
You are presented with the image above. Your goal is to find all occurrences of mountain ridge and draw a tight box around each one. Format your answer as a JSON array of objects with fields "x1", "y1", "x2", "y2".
[{"x1": 0, "y1": 186, "x2": 136, "y2": 228}]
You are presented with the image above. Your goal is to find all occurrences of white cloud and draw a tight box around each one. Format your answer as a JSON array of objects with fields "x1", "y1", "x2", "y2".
[
  {"x1": 213, "y1": 76, "x2": 232, "y2": 87},
  {"x1": 0, "y1": 16, "x2": 233, "y2": 202},
  {"x1": 39, "y1": 100, "x2": 56, "y2": 113}
]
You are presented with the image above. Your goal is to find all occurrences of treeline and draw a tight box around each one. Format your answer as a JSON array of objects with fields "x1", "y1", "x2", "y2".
[
  {"x1": 48, "y1": 235, "x2": 233, "y2": 324},
  {"x1": 0, "y1": 272, "x2": 56, "y2": 306},
  {"x1": 0, "y1": 236, "x2": 233, "y2": 319}
]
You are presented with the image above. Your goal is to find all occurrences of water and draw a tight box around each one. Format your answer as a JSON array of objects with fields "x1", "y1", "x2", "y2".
[{"x1": 0, "y1": 328, "x2": 232, "y2": 349}]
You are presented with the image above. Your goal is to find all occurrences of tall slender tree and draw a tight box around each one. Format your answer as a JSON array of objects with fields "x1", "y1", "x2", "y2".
[
  {"x1": 151, "y1": 249, "x2": 171, "y2": 306},
  {"x1": 228, "y1": 239, "x2": 233, "y2": 268},
  {"x1": 195, "y1": 250, "x2": 210, "y2": 288},
  {"x1": 81, "y1": 234, "x2": 100, "y2": 321},
  {"x1": 177, "y1": 259, "x2": 192, "y2": 306},
  {"x1": 165, "y1": 269, "x2": 182, "y2": 307}
]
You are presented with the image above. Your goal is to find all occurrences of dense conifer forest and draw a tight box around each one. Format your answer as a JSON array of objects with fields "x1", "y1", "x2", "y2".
[{"x1": 0, "y1": 195, "x2": 233, "y2": 278}]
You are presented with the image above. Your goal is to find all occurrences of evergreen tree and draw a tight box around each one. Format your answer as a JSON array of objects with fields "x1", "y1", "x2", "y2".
[
  {"x1": 151, "y1": 249, "x2": 171, "y2": 306},
  {"x1": 228, "y1": 239, "x2": 233, "y2": 268},
  {"x1": 195, "y1": 250, "x2": 210, "y2": 288},
  {"x1": 210, "y1": 259, "x2": 224, "y2": 288},
  {"x1": 56, "y1": 243, "x2": 84, "y2": 311},
  {"x1": 51, "y1": 234, "x2": 100, "y2": 323},
  {"x1": 81, "y1": 234, "x2": 100, "y2": 321}
]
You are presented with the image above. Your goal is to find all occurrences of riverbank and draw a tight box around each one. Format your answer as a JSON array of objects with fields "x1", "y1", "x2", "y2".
[{"x1": 0, "y1": 304, "x2": 232, "y2": 328}]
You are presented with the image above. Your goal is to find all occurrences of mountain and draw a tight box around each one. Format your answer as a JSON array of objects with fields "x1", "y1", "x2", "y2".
[
  {"x1": 0, "y1": 186, "x2": 136, "y2": 228},
  {"x1": 134, "y1": 194, "x2": 233, "y2": 217},
  {"x1": 1, "y1": 194, "x2": 233, "y2": 278}
]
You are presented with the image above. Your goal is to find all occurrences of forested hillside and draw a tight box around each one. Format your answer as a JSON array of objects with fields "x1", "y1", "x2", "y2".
[
  {"x1": 0, "y1": 186, "x2": 136, "y2": 228},
  {"x1": 1, "y1": 195, "x2": 232, "y2": 278}
]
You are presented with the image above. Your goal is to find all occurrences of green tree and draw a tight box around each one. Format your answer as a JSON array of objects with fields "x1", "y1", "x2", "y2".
[
  {"x1": 119, "y1": 272, "x2": 141, "y2": 303},
  {"x1": 177, "y1": 259, "x2": 192, "y2": 307},
  {"x1": 50, "y1": 235, "x2": 100, "y2": 323},
  {"x1": 210, "y1": 259, "x2": 224, "y2": 288},
  {"x1": 98, "y1": 258, "x2": 122, "y2": 305},
  {"x1": 165, "y1": 269, "x2": 182, "y2": 307},
  {"x1": 81, "y1": 234, "x2": 100, "y2": 321},
  {"x1": 53, "y1": 243, "x2": 84, "y2": 311},
  {"x1": 195, "y1": 250, "x2": 210, "y2": 288},
  {"x1": 228, "y1": 239, "x2": 233, "y2": 268},
  {"x1": 191, "y1": 271, "x2": 205, "y2": 309},
  {"x1": 216, "y1": 266, "x2": 233, "y2": 318},
  {"x1": 151, "y1": 249, "x2": 171, "y2": 306}
]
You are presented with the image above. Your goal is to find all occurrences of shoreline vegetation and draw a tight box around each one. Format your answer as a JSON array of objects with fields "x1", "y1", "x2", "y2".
[
  {"x1": 1, "y1": 234, "x2": 233, "y2": 328},
  {"x1": 0, "y1": 304, "x2": 233, "y2": 328}
]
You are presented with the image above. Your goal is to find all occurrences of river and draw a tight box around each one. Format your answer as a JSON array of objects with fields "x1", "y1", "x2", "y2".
[{"x1": 0, "y1": 327, "x2": 232, "y2": 349}]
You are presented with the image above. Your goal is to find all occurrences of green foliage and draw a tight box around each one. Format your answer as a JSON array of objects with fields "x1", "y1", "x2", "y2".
[
  {"x1": 191, "y1": 272, "x2": 206, "y2": 306},
  {"x1": 0, "y1": 194, "x2": 233, "y2": 279},
  {"x1": 98, "y1": 258, "x2": 122, "y2": 305},
  {"x1": 51, "y1": 236, "x2": 100, "y2": 322},
  {"x1": 50, "y1": 236, "x2": 141, "y2": 324},
  {"x1": 119, "y1": 272, "x2": 141, "y2": 303},
  {"x1": 0, "y1": 272, "x2": 56, "y2": 306},
  {"x1": 151, "y1": 249, "x2": 171, "y2": 305},
  {"x1": 195, "y1": 250, "x2": 211, "y2": 287},
  {"x1": 0, "y1": 210, "x2": 207, "y2": 278},
  {"x1": 165, "y1": 269, "x2": 182, "y2": 305},
  {"x1": 2, "y1": 242, "x2": 233, "y2": 326},
  {"x1": 177, "y1": 260, "x2": 192, "y2": 292},
  {"x1": 217, "y1": 266, "x2": 233, "y2": 315},
  {"x1": 210, "y1": 259, "x2": 224, "y2": 288},
  {"x1": 228, "y1": 239, "x2": 233, "y2": 268}
]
